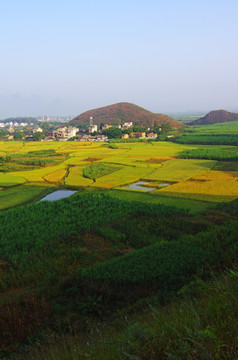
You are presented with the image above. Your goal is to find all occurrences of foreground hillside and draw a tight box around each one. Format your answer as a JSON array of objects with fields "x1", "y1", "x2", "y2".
[
  {"x1": 190, "y1": 110, "x2": 238, "y2": 125},
  {"x1": 69, "y1": 102, "x2": 180, "y2": 128},
  {"x1": 0, "y1": 192, "x2": 237, "y2": 359}
]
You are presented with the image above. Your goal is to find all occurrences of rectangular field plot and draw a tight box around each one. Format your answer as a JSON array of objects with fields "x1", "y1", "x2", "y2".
[
  {"x1": 65, "y1": 166, "x2": 94, "y2": 186},
  {"x1": 191, "y1": 170, "x2": 238, "y2": 181},
  {"x1": 144, "y1": 159, "x2": 217, "y2": 181},
  {"x1": 91, "y1": 166, "x2": 156, "y2": 188},
  {"x1": 9, "y1": 163, "x2": 67, "y2": 182},
  {"x1": 43, "y1": 169, "x2": 68, "y2": 183},
  {"x1": 0, "y1": 184, "x2": 50, "y2": 210},
  {"x1": 156, "y1": 179, "x2": 238, "y2": 202},
  {"x1": 0, "y1": 173, "x2": 26, "y2": 186}
]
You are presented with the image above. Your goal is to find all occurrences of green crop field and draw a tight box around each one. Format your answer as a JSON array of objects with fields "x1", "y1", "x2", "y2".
[{"x1": 192, "y1": 121, "x2": 238, "y2": 135}]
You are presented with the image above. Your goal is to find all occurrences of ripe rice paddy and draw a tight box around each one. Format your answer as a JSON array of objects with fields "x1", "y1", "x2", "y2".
[{"x1": 0, "y1": 140, "x2": 237, "y2": 210}]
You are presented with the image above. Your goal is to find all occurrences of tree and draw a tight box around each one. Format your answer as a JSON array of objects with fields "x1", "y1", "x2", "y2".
[
  {"x1": 161, "y1": 122, "x2": 172, "y2": 134},
  {"x1": 102, "y1": 128, "x2": 123, "y2": 139},
  {"x1": 33, "y1": 132, "x2": 44, "y2": 141},
  {"x1": 14, "y1": 131, "x2": 25, "y2": 140}
]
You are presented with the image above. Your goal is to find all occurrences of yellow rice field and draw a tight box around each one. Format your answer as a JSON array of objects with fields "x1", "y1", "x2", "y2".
[
  {"x1": 0, "y1": 140, "x2": 237, "y2": 209},
  {"x1": 144, "y1": 159, "x2": 217, "y2": 181},
  {"x1": 43, "y1": 169, "x2": 68, "y2": 183},
  {"x1": 156, "y1": 179, "x2": 238, "y2": 202},
  {"x1": 65, "y1": 166, "x2": 94, "y2": 186}
]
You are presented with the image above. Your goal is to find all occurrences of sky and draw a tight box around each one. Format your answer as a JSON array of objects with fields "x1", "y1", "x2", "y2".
[{"x1": 0, "y1": 0, "x2": 237, "y2": 118}]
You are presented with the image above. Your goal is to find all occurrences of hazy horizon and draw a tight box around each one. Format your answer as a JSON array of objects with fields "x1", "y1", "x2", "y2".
[{"x1": 0, "y1": 0, "x2": 237, "y2": 118}]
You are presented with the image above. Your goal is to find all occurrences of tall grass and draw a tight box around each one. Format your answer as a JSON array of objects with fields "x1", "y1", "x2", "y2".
[{"x1": 22, "y1": 269, "x2": 238, "y2": 360}]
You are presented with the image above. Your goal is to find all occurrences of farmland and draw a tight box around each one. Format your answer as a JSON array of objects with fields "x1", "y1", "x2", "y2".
[
  {"x1": 0, "y1": 134, "x2": 237, "y2": 359},
  {"x1": 0, "y1": 139, "x2": 237, "y2": 210}
]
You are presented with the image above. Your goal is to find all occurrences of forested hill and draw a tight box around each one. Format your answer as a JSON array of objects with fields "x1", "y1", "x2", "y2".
[
  {"x1": 189, "y1": 110, "x2": 238, "y2": 125},
  {"x1": 69, "y1": 102, "x2": 181, "y2": 128}
]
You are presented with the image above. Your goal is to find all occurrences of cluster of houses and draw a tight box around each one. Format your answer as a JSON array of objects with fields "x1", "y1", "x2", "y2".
[
  {"x1": 43, "y1": 122, "x2": 158, "y2": 141},
  {"x1": 1, "y1": 118, "x2": 163, "y2": 142},
  {"x1": 101, "y1": 121, "x2": 133, "y2": 130},
  {"x1": 121, "y1": 131, "x2": 158, "y2": 139}
]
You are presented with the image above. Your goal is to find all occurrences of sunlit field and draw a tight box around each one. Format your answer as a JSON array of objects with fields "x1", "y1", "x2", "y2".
[{"x1": 0, "y1": 140, "x2": 237, "y2": 210}]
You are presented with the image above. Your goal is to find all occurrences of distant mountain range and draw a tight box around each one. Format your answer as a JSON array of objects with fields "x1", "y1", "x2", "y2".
[
  {"x1": 189, "y1": 110, "x2": 238, "y2": 126},
  {"x1": 69, "y1": 102, "x2": 181, "y2": 128}
]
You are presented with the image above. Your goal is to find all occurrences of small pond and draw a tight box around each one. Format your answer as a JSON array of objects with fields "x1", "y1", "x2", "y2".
[
  {"x1": 121, "y1": 181, "x2": 156, "y2": 192},
  {"x1": 121, "y1": 181, "x2": 171, "y2": 192},
  {"x1": 39, "y1": 190, "x2": 77, "y2": 202}
]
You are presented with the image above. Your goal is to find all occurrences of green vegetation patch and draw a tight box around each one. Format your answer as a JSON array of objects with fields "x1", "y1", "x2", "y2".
[
  {"x1": 83, "y1": 162, "x2": 121, "y2": 181},
  {"x1": 82, "y1": 221, "x2": 238, "y2": 288},
  {"x1": 82, "y1": 241, "x2": 205, "y2": 287},
  {"x1": 0, "y1": 193, "x2": 186, "y2": 261},
  {"x1": 175, "y1": 134, "x2": 238, "y2": 145},
  {"x1": 107, "y1": 189, "x2": 216, "y2": 214},
  {"x1": 0, "y1": 184, "x2": 50, "y2": 210},
  {"x1": 28, "y1": 149, "x2": 56, "y2": 155},
  {"x1": 0, "y1": 173, "x2": 26, "y2": 186},
  {"x1": 179, "y1": 148, "x2": 238, "y2": 161}
]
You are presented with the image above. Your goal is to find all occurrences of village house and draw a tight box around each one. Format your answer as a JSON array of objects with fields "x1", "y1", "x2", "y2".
[
  {"x1": 32, "y1": 126, "x2": 43, "y2": 133},
  {"x1": 78, "y1": 134, "x2": 108, "y2": 142},
  {"x1": 121, "y1": 134, "x2": 129, "y2": 139},
  {"x1": 88, "y1": 124, "x2": 98, "y2": 133},
  {"x1": 147, "y1": 132, "x2": 158, "y2": 139},
  {"x1": 2, "y1": 135, "x2": 14, "y2": 140},
  {"x1": 129, "y1": 132, "x2": 146, "y2": 138},
  {"x1": 53, "y1": 126, "x2": 78, "y2": 141},
  {"x1": 122, "y1": 122, "x2": 133, "y2": 129},
  {"x1": 101, "y1": 124, "x2": 112, "y2": 130}
]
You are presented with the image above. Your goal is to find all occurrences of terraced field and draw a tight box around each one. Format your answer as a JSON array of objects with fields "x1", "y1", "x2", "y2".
[{"x1": 0, "y1": 140, "x2": 237, "y2": 210}]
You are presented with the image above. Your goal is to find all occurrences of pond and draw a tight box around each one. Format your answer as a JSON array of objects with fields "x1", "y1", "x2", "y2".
[
  {"x1": 39, "y1": 190, "x2": 77, "y2": 202},
  {"x1": 121, "y1": 181, "x2": 171, "y2": 192},
  {"x1": 121, "y1": 181, "x2": 156, "y2": 192}
]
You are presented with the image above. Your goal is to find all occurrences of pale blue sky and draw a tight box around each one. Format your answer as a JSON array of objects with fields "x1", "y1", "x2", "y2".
[{"x1": 0, "y1": 0, "x2": 237, "y2": 117}]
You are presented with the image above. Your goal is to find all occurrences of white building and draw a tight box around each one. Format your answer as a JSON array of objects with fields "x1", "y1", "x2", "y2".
[
  {"x1": 53, "y1": 126, "x2": 78, "y2": 140},
  {"x1": 88, "y1": 124, "x2": 98, "y2": 133},
  {"x1": 32, "y1": 126, "x2": 43, "y2": 133},
  {"x1": 122, "y1": 122, "x2": 133, "y2": 129}
]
